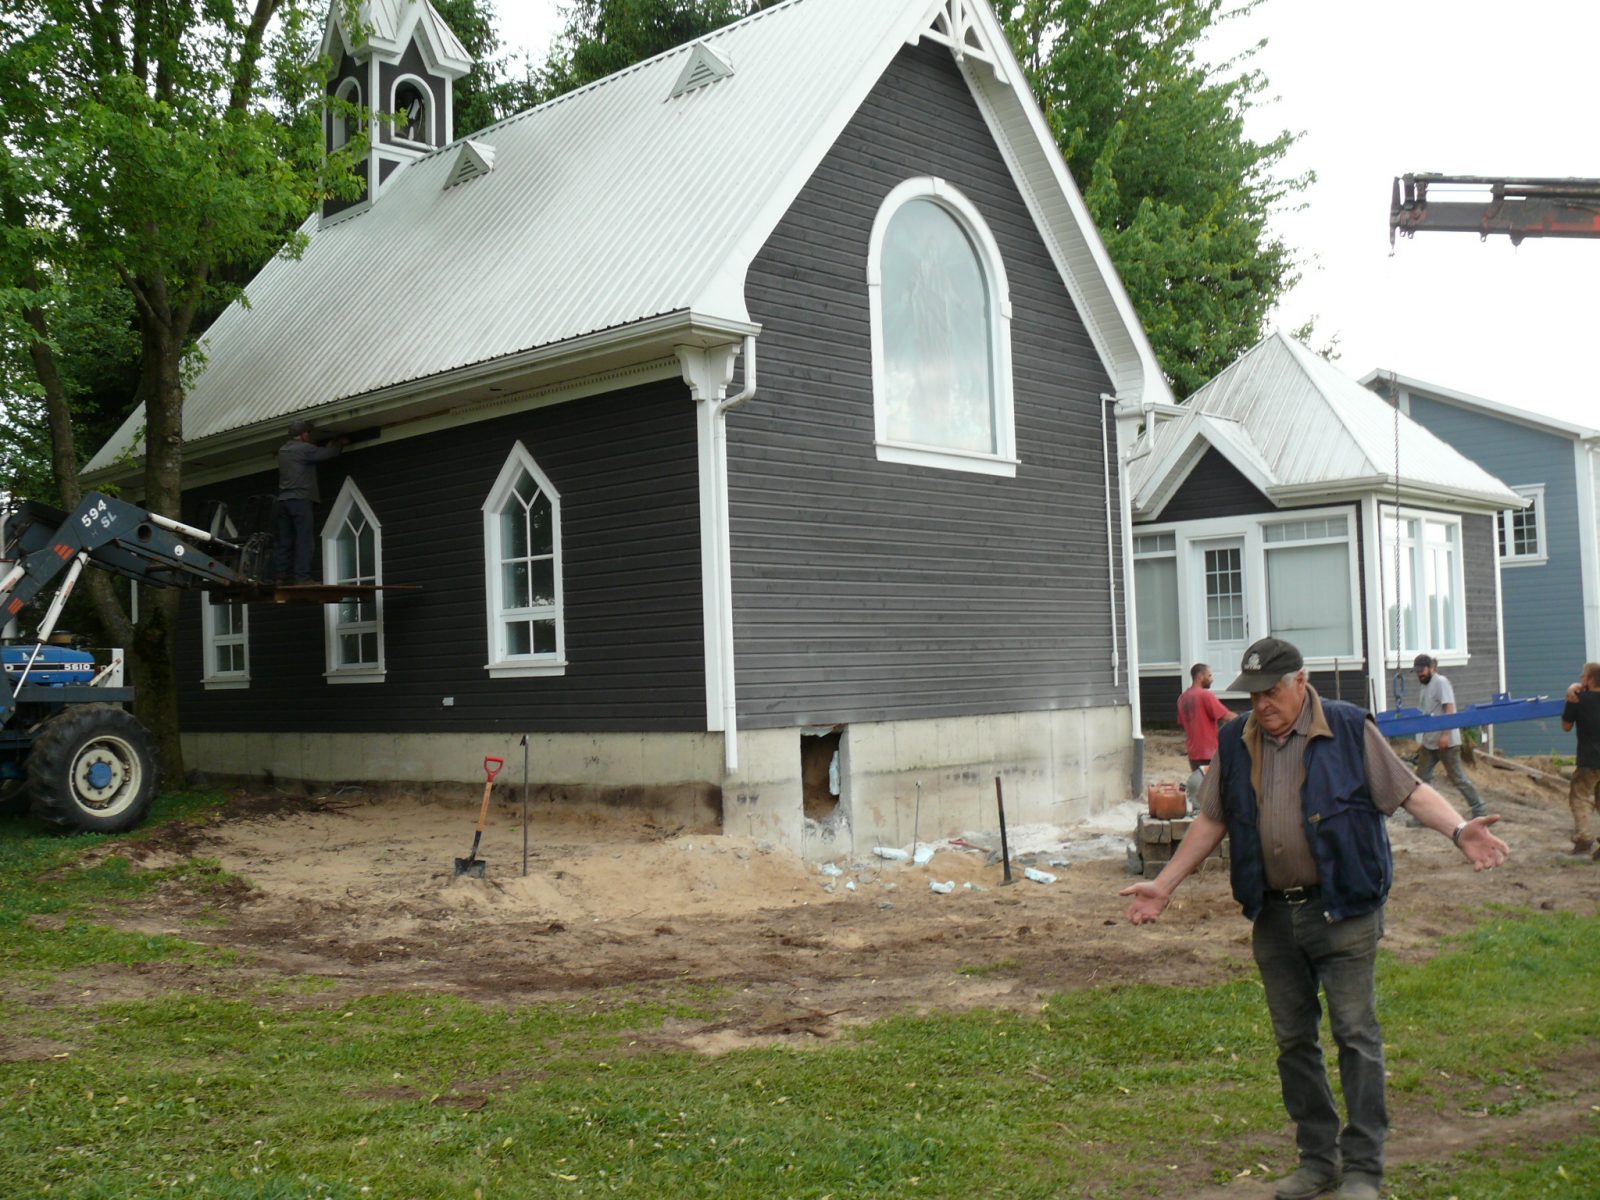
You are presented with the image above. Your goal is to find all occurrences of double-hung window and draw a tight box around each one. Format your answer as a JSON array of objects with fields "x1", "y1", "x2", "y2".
[
  {"x1": 483, "y1": 442, "x2": 565, "y2": 677},
  {"x1": 867, "y1": 177, "x2": 1015, "y2": 476},
  {"x1": 321, "y1": 479, "x2": 384, "y2": 683},
  {"x1": 1263, "y1": 515, "x2": 1356, "y2": 658},
  {"x1": 1496, "y1": 485, "x2": 1546, "y2": 566},
  {"x1": 1132, "y1": 532, "x2": 1179, "y2": 664},
  {"x1": 201, "y1": 600, "x2": 249, "y2": 689},
  {"x1": 1380, "y1": 507, "x2": 1467, "y2": 660}
]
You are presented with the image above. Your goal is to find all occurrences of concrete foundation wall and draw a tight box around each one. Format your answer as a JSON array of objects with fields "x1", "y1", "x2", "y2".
[{"x1": 185, "y1": 704, "x2": 1134, "y2": 859}]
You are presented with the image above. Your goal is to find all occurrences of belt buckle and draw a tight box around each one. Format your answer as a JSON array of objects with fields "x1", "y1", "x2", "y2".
[{"x1": 1282, "y1": 886, "x2": 1311, "y2": 906}]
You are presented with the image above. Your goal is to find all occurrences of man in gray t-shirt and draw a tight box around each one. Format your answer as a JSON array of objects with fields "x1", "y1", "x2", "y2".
[
  {"x1": 274, "y1": 418, "x2": 346, "y2": 584},
  {"x1": 1412, "y1": 654, "x2": 1485, "y2": 818}
]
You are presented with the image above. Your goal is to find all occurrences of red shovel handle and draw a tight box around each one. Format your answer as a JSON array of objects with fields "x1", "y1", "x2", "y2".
[{"x1": 484, "y1": 756, "x2": 504, "y2": 782}]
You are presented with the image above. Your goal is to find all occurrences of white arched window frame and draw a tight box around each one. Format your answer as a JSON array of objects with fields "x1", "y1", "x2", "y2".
[
  {"x1": 330, "y1": 77, "x2": 361, "y2": 151},
  {"x1": 390, "y1": 74, "x2": 434, "y2": 147},
  {"x1": 320, "y1": 478, "x2": 385, "y2": 683},
  {"x1": 482, "y1": 442, "x2": 566, "y2": 678},
  {"x1": 867, "y1": 176, "x2": 1017, "y2": 477}
]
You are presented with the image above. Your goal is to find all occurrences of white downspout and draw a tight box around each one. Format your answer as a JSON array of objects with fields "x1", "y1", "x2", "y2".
[
  {"x1": 714, "y1": 337, "x2": 757, "y2": 771},
  {"x1": 1100, "y1": 396, "x2": 1120, "y2": 685},
  {"x1": 1110, "y1": 396, "x2": 1144, "y2": 798}
]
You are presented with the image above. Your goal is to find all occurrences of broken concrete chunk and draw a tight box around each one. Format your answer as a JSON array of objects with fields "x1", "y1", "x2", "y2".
[
  {"x1": 873, "y1": 846, "x2": 912, "y2": 862},
  {"x1": 1023, "y1": 867, "x2": 1057, "y2": 885},
  {"x1": 913, "y1": 844, "x2": 935, "y2": 865},
  {"x1": 819, "y1": 862, "x2": 844, "y2": 877},
  {"x1": 929, "y1": 880, "x2": 956, "y2": 894},
  {"x1": 845, "y1": 880, "x2": 856, "y2": 892}
]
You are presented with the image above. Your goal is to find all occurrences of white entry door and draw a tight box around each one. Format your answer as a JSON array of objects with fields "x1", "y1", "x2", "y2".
[{"x1": 1194, "y1": 537, "x2": 1248, "y2": 671}]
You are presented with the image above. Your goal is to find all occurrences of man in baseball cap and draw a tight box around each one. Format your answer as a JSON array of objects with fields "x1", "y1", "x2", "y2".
[{"x1": 1123, "y1": 636, "x2": 1509, "y2": 1200}]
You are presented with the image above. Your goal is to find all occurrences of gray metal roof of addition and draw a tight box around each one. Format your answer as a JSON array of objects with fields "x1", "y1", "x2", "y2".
[
  {"x1": 1132, "y1": 331, "x2": 1524, "y2": 517},
  {"x1": 86, "y1": 0, "x2": 1171, "y2": 477}
]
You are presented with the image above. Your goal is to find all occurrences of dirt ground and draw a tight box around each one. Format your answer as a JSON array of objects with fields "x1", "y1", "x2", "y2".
[{"x1": 37, "y1": 731, "x2": 1600, "y2": 1194}]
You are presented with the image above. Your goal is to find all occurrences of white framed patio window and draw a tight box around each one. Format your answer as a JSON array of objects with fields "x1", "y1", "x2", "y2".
[
  {"x1": 201, "y1": 599, "x2": 249, "y2": 690},
  {"x1": 482, "y1": 442, "x2": 566, "y2": 678},
  {"x1": 1496, "y1": 484, "x2": 1546, "y2": 566},
  {"x1": 1263, "y1": 515, "x2": 1357, "y2": 658},
  {"x1": 867, "y1": 176, "x2": 1016, "y2": 477},
  {"x1": 321, "y1": 478, "x2": 384, "y2": 683},
  {"x1": 1379, "y1": 506, "x2": 1468, "y2": 663},
  {"x1": 1133, "y1": 532, "x2": 1180, "y2": 665}
]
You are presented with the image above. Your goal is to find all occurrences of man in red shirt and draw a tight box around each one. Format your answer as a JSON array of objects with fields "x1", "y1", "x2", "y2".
[{"x1": 1178, "y1": 662, "x2": 1234, "y2": 769}]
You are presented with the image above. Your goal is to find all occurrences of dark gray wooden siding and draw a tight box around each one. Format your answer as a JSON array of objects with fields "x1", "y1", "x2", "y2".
[
  {"x1": 176, "y1": 380, "x2": 706, "y2": 733},
  {"x1": 732, "y1": 43, "x2": 1124, "y2": 729},
  {"x1": 377, "y1": 41, "x2": 448, "y2": 147},
  {"x1": 324, "y1": 52, "x2": 368, "y2": 217},
  {"x1": 1159, "y1": 447, "x2": 1276, "y2": 521}
]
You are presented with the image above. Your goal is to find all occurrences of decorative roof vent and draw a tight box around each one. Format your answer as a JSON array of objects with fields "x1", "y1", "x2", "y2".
[
  {"x1": 444, "y1": 140, "x2": 495, "y2": 190},
  {"x1": 669, "y1": 42, "x2": 734, "y2": 99}
]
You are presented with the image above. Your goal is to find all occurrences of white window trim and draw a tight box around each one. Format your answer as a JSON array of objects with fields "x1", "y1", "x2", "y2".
[
  {"x1": 330, "y1": 77, "x2": 361, "y2": 151},
  {"x1": 866, "y1": 176, "x2": 1017, "y2": 477},
  {"x1": 320, "y1": 477, "x2": 386, "y2": 684},
  {"x1": 482, "y1": 441, "x2": 567, "y2": 678},
  {"x1": 389, "y1": 73, "x2": 434, "y2": 148},
  {"x1": 1497, "y1": 483, "x2": 1547, "y2": 567},
  {"x1": 1133, "y1": 507, "x2": 1364, "y2": 676},
  {"x1": 200, "y1": 598, "x2": 250, "y2": 690},
  {"x1": 1378, "y1": 504, "x2": 1471, "y2": 666}
]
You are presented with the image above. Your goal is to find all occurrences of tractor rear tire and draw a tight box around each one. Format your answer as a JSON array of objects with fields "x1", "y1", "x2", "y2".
[{"x1": 27, "y1": 705, "x2": 158, "y2": 834}]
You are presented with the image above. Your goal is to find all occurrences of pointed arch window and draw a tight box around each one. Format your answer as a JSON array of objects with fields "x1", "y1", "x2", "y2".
[
  {"x1": 321, "y1": 479, "x2": 385, "y2": 683},
  {"x1": 867, "y1": 177, "x2": 1016, "y2": 476},
  {"x1": 483, "y1": 442, "x2": 566, "y2": 677}
]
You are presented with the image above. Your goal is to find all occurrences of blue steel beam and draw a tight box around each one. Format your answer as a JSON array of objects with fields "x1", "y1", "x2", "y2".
[{"x1": 1374, "y1": 693, "x2": 1567, "y2": 738}]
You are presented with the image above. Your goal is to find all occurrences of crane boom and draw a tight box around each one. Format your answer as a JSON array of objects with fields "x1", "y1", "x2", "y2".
[{"x1": 1390, "y1": 174, "x2": 1600, "y2": 245}]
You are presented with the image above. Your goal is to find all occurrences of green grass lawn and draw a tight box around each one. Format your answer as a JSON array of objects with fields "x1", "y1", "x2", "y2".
[{"x1": 1, "y1": 796, "x2": 1596, "y2": 1199}]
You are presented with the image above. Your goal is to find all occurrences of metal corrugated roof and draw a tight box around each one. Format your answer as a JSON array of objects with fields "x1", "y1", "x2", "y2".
[
  {"x1": 1133, "y1": 331, "x2": 1522, "y2": 514},
  {"x1": 87, "y1": 0, "x2": 1170, "y2": 475}
]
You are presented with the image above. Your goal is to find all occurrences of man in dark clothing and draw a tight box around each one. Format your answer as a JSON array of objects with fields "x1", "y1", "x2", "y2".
[
  {"x1": 1560, "y1": 661, "x2": 1600, "y2": 858},
  {"x1": 1121, "y1": 637, "x2": 1509, "y2": 1200},
  {"x1": 274, "y1": 418, "x2": 346, "y2": 584}
]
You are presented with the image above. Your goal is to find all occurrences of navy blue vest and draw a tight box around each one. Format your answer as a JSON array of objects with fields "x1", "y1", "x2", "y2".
[{"x1": 1216, "y1": 698, "x2": 1392, "y2": 922}]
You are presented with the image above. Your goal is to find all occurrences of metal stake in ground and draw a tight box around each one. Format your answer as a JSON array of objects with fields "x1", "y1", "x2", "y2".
[
  {"x1": 520, "y1": 735, "x2": 530, "y2": 878},
  {"x1": 455, "y1": 756, "x2": 505, "y2": 879},
  {"x1": 995, "y1": 775, "x2": 1015, "y2": 886},
  {"x1": 913, "y1": 779, "x2": 922, "y2": 856}
]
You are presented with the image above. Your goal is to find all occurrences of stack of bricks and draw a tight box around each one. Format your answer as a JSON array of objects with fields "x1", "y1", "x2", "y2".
[{"x1": 1126, "y1": 813, "x2": 1229, "y2": 880}]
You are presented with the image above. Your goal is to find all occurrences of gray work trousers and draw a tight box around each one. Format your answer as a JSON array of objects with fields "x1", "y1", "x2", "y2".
[
  {"x1": 1252, "y1": 900, "x2": 1388, "y2": 1185},
  {"x1": 1415, "y1": 743, "x2": 1486, "y2": 817}
]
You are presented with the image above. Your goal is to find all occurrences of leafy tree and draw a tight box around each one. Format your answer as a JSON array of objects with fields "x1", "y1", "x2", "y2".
[
  {"x1": 1003, "y1": 0, "x2": 1309, "y2": 397},
  {"x1": 432, "y1": 0, "x2": 542, "y2": 135},
  {"x1": 0, "y1": 0, "x2": 361, "y2": 777}
]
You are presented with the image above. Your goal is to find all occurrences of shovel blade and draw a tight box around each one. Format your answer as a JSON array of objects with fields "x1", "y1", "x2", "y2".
[{"x1": 454, "y1": 858, "x2": 487, "y2": 879}]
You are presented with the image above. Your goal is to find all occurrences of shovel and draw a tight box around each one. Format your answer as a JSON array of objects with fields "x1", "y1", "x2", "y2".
[{"x1": 455, "y1": 756, "x2": 505, "y2": 878}]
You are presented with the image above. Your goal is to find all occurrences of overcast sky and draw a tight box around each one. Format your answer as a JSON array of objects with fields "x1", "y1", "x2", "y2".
[{"x1": 491, "y1": 0, "x2": 1599, "y2": 430}]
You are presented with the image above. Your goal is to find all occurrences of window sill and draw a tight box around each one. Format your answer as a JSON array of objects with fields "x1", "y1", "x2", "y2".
[
  {"x1": 1499, "y1": 555, "x2": 1548, "y2": 569},
  {"x1": 202, "y1": 677, "x2": 250, "y2": 691},
  {"x1": 485, "y1": 660, "x2": 568, "y2": 679},
  {"x1": 325, "y1": 670, "x2": 385, "y2": 685},
  {"x1": 875, "y1": 442, "x2": 1018, "y2": 478}
]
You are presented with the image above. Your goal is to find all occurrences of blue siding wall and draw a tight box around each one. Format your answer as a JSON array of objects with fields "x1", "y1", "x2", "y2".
[{"x1": 1403, "y1": 391, "x2": 1585, "y2": 754}]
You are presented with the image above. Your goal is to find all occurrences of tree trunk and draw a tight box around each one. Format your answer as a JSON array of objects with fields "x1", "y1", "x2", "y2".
[{"x1": 128, "y1": 318, "x2": 188, "y2": 782}]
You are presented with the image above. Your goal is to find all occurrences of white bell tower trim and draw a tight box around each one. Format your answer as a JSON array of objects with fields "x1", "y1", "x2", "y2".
[{"x1": 918, "y1": 0, "x2": 1009, "y2": 84}]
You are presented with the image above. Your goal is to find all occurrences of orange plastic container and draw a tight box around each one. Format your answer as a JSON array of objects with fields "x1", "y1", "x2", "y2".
[{"x1": 1146, "y1": 782, "x2": 1186, "y2": 820}]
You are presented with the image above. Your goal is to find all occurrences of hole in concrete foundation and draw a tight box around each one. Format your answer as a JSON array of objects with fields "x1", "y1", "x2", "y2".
[{"x1": 801, "y1": 728, "x2": 842, "y2": 823}]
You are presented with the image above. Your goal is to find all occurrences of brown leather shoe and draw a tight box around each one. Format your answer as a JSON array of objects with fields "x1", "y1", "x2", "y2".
[{"x1": 1569, "y1": 837, "x2": 1596, "y2": 856}]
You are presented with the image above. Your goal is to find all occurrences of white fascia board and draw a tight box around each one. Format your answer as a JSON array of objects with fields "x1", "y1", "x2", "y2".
[
  {"x1": 1576, "y1": 440, "x2": 1600, "y2": 660},
  {"x1": 1360, "y1": 368, "x2": 1599, "y2": 440},
  {"x1": 81, "y1": 309, "x2": 760, "y2": 489},
  {"x1": 1268, "y1": 478, "x2": 1523, "y2": 515}
]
